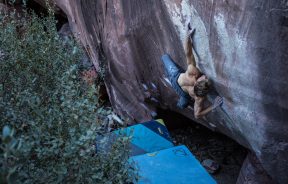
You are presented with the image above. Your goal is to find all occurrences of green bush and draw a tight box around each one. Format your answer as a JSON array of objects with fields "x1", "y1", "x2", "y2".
[{"x1": 0, "y1": 9, "x2": 136, "y2": 184}]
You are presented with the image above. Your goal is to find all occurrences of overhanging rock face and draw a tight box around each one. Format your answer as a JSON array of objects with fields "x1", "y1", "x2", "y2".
[{"x1": 53, "y1": 0, "x2": 288, "y2": 183}]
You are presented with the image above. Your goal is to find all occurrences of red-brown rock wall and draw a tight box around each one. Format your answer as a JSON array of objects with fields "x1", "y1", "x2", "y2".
[{"x1": 54, "y1": 0, "x2": 288, "y2": 183}]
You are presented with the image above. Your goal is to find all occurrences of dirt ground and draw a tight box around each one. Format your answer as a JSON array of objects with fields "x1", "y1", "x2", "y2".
[{"x1": 157, "y1": 109, "x2": 247, "y2": 184}]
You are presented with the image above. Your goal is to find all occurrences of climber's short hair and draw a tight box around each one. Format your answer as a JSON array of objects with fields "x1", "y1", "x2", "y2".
[{"x1": 194, "y1": 79, "x2": 210, "y2": 97}]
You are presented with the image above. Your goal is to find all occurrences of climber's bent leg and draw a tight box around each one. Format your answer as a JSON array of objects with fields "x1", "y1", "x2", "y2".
[{"x1": 161, "y1": 54, "x2": 191, "y2": 109}]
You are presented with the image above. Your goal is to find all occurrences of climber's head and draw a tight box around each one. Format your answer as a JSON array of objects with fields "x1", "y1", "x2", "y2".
[{"x1": 194, "y1": 75, "x2": 210, "y2": 97}]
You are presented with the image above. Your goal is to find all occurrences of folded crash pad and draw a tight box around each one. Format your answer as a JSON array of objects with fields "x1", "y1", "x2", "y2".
[
  {"x1": 96, "y1": 119, "x2": 174, "y2": 156},
  {"x1": 130, "y1": 145, "x2": 216, "y2": 184}
]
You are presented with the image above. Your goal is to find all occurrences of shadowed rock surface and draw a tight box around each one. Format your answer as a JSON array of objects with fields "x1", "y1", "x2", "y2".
[
  {"x1": 236, "y1": 152, "x2": 275, "y2": 184},
  {"x1": 46, "y1": 0, "x2": 288, "y2": 183}
]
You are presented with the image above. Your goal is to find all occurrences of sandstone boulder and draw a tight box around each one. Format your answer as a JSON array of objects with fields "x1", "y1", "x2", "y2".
[{"x1": 51, "y1": 1, "x2": 288, "y2": 183}]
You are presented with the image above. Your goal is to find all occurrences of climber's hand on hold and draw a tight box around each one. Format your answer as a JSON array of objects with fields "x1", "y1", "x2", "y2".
[
  {"x1": 186, "y1": 23, "x2": 196, "y2": 45},
  {"x1": 188, "y1": 22, "x2": 192, "y2": 30},
  {"x1": 212, "y1": 96, "x2": 223, "y2": 109}
]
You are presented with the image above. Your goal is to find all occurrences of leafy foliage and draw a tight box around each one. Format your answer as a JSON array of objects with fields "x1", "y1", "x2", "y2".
[{"x1": 0, "y1": 9, "x2": 136, "y2": 184}]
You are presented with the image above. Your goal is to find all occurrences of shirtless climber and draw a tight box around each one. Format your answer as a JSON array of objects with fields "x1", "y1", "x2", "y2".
[{"x1": 161, "y1": 25, "x2": 222, "y2": 119}]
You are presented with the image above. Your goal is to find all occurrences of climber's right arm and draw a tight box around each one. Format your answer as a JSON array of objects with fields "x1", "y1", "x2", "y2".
[{"x1": 194, "y1": 96, "x2": 223, "y2": 119}]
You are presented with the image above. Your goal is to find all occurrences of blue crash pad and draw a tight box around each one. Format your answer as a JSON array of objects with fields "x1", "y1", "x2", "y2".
[
  {"x1": 130, "y1": 145, "x2": 217, "y2": 184},
  {"x1": 96, "y1": 119, "x2": 174, "y2": 156}
]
